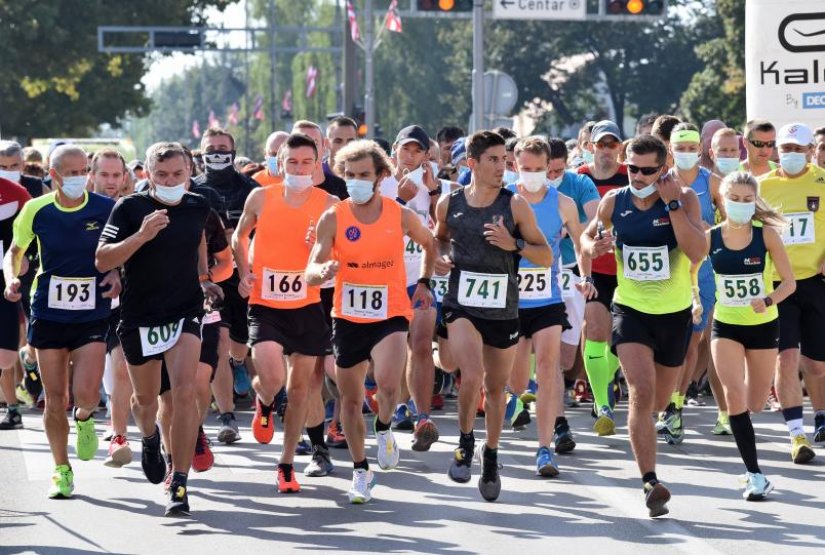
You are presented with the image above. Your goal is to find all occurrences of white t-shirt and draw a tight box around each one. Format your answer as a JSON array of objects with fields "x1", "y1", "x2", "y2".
[{"x1": 380, "y1": 175, "x2": 432, "y2": 287}]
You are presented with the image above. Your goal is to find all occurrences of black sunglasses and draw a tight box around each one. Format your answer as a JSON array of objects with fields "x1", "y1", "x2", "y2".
[
  {"x1": 748, "y1": 139, "x2": 776, "y2": 149},
  {"x1": 627, "y1": 164, "x2": 661, "y2": 176}
]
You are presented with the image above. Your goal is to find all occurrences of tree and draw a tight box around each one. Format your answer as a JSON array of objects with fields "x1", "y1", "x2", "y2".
[
  {"x1": 680, "y1": 0, "x2": 745, "y2": 127},
  {"x1": 0, "y1": 0, "x2": 233, "y2": 142}
]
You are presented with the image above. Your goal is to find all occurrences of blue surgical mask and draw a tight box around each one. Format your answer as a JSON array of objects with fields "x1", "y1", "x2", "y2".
[
  {"x1": 779, "y1": 152, "x2": 808, "y2": 175},
  {"x1": 283, "y1": 173, "x2": 313, "y2": 192},
  {"x1": 346, "y1": 179, "x2": 375, "y2": 204},
  {"x1": 715, "y1": 157, "x2": 740, "y2": 176},
  {"x1": 629, "y1": 182, "x2": 657, "y2": 199},
  {"x1": 503, "y1": 169, "x2": 519, "y2": 185},
  {"x1": 0, "y1": 169, "x2": 21, "y2": 183},
  {"x1": 59, "y1": 175, "x2": 88, "y2": 200},
  {"x1": 581, "y1": 150, "x2": 594, "y2": 164},
  {"x1": 266, "y1": 156, "x2": 279, "y2": 177},
  {"x1": 725, "y1": 199, "x2": 755, "y2": 224},
  {"x1": 673, "y1": 152, "x2": 700, "y2": 171},
  {"x1": 154, "y1": 182, "x2": 187, "y2": 204}
]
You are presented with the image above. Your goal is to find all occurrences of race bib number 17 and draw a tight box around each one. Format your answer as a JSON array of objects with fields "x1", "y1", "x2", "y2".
[{"x1": 782, "y1": 212, "x2": 815, "y2": 245}]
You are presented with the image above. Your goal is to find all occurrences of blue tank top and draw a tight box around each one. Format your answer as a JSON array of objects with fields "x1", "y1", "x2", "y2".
[
  {"x1": 690, "y1": 167, "x2": 715, "y2": 284},
  {"x1": 507, "y1": 184, "x2": 563, "y2": 308}
]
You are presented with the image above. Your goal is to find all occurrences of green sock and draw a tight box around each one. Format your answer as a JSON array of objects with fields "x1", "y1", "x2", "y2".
[
  {"x1": 605, "y1": 347, "x2": 620, "y2": 374},
  {"x1": 583, "y1": 340, "x2": 611, "y2": 410},
  {"x1": 671, "y1": 391, "x2": 686, "y2": 410}
]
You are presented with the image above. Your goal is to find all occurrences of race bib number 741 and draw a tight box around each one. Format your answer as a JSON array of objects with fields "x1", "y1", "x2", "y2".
[{"x1": 457, "y1": 271, "x2": 508, "y2": 308}]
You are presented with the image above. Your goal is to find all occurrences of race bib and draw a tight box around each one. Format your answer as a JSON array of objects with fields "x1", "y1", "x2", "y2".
[
  {"x1": 429, "y1": 275, "x2": 449, "y2": 304},
  {"x1": 558, "y1": 269, "x2": 576, "y2": 300},
  {"x1": 262, "y1": 269, "x2": 307, "y2": 302},
  {"x1": 202, "y1": 310, "x2": 222, "y2": 325},
  {"x1": 517, "y1": 267, "x2": 552, "y2": 300},
  {"x1": 139, "y1": 319, "x2": 184, "y2": 357},
  {"x1": 781, "y1": 212, "x2": 815, "y2": 245},
  {"x1": 342, "y1": 283, "x2": 388, "y2": 320},
  {"x1": 48, "y1": 276, "x2": 96, "y2": 311},
  {"x1": 622, "y1": 245, "x2": 670, "y2": 281},
  {"x1": 717, "y1": 273, "x2": 765, "y2": 307},
  {"x1": 457, "y1": 271, "x2": 508, "y2": 308},
  {"x1": 404, "y1": 236, "x2": 423, "y2": 263}
]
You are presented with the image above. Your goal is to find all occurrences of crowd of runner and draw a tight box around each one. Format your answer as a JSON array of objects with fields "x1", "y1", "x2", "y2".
[{"x1": 1, "y1": 113, "x2": 824, "y2": 519}]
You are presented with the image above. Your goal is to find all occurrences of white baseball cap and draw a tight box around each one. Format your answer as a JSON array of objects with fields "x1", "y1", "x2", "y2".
[{"x1": 777, "y1": 123, "x2": 813, "y2": 146}]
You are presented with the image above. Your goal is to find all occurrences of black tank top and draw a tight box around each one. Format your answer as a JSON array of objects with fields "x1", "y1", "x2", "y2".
[{"x1": 442, "y1": 187, "x2": 519, "y2": 320}]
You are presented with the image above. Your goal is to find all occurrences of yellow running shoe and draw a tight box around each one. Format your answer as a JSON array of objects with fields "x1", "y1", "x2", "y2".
[
  {"x1": 48, "y1": 465, "x2": 74, "y2": 499},
  {"x1": 791, "y1": 434, "x2": 815, "y2": 464}
]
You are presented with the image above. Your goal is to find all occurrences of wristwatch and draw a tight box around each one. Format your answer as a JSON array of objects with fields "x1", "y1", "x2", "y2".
[
  {"x1": 764, "y1": 296, "x2": 774, "y2": 307},
  {"x1": 665, "y1": 199, "x2": 682, "y2": 212},
  {"x1": 514, "y1": 238, "x2": 525, "y2": 253},
  {"x1": 580, "y1": 276, "x2": 594, "y2": 284},
  {"x1": 417, "y1": 277, "x2": 432, "y2": 290}
]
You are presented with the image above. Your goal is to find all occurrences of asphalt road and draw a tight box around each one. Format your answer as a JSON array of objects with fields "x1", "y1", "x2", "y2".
[{"x1": 1, "y1": 395, "x2": 824, "y2": 555}]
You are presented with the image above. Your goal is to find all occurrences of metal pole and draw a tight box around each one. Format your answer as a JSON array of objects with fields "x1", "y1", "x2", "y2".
[
  {"x1": 471, "y1": 0, "x2": 484, "y2": 133},
  {"x1": 268, "y1": 0, "x2": 278, "y2": 133},
  {"x1": 243, "y1": 0, "x2": 252, "y2": 156},
  {"x1": 364, "y1": 0, "x2": 375, "y2": 139},
  {"x1": 343, "y1": 0, "x2": 357, "y2": 118}
]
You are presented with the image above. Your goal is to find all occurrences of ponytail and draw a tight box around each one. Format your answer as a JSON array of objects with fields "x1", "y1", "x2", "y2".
[{"x1": 720, "y1": 171, "x2": 787, "y2": 228}]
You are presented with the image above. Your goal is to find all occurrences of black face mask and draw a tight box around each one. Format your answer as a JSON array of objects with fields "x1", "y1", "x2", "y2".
[{"x1": 202, "y1": 151, "x2": 236, "y2": 175}]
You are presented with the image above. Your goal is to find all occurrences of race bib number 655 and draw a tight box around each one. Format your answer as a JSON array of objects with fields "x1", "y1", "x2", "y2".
[
  {"x1": 622, "y1": 245, "x2": 670, "y2": 281},
  {"x1": 139, "y1": 319, "x2": 184, "y2": 357},
  {"x1": 458, "y1": 271, "x2": 508, "y2": 308}
]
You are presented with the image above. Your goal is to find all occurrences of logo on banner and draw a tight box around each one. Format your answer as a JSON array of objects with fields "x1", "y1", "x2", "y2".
[{"x1": 779, "y1": 12, "x2": 825, "y2": 52}]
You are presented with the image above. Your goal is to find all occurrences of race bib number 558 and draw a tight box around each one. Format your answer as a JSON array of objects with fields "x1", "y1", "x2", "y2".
[
  {"x1": 139, "y1": 319, "x2": 184, "y2": 357},
  {"x1": 717, "y1": 273, "x2": 765, "y2": 307}
]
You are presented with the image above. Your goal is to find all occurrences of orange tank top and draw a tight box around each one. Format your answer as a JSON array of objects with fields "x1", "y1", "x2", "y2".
[
  {"x1": 332, "y1": 197, "x2": 412, "y2": 323},
  {"x1": 250, "y1": 184, "x2": 329, "y2": 309}
]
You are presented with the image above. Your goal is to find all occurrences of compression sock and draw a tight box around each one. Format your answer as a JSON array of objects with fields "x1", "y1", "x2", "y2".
[
  {"x1": 729, "y1": 411, "x2": 760, "y2": 474},
  {"x1": 583, "y1": 340, "x2": 611, "y2": 410}
]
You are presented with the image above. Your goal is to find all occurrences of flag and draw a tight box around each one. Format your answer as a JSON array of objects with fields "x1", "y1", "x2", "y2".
[
  {"x1": 282, "y1": 90, "x2": 293, "y2": 113},
  {"x1": 208, "y1": 109, "x2": 220, "y2": 128},
  {"x1": 192, "y1": 120, "x2": 201, "y2": 138},
  {"x1": 346, "y1": 0, "x2": 361, "y2": 42},
  {"x1": 305, "y1": 65, "x2": 318, "y2": 99},
  {"x1": 227, "y1": 102, "x2": 239, "y2": 126},
  {"x1": 253, "y1": 95, "x2": 264, "y2": 120},
  {"x1": 385, "y1": 0, "x2": 402, "y2": 33}
]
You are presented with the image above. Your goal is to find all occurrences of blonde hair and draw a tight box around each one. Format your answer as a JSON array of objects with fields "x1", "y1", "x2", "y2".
[
  {"x1": 720, "y1": 171, "x2": 786, "y2": 227},
  {"x1": 333, "y1": 139, "x2": 393, "y2": 179}
]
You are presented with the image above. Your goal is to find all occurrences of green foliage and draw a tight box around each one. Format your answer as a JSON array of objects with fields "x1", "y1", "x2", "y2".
[{"x1": 0, "y1": 0, "x2": 232, "y2": 141}]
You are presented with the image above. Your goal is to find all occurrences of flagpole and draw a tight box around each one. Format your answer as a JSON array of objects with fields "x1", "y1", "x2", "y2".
[
  {"x1": 472, "y1": 0, "x2": 484, "y2": 133},
  {"x1": 268, "y1": 0, "x2": 279, "y2": 133},
  {"x1": 364, "y1": 0, "x2": 375, "y2": 139}
]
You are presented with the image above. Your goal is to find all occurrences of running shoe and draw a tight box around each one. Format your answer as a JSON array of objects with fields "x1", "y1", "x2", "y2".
[
  {"x1": 412, "y1": 417, "x2": 439, "y2": 452},
  {"x1": 814, "y1": 413, "x2": 825, "y2": 443},
  {"x1": 252, "y1": 397, "x2": 276, "y2": 444},
  {"x1": 363, "y1": 385, "x2": 378, "y2": 414},
  {"x1": 593, "y1": 406, "x2": 616, "y2": 436},
  {"x1": 192, "y1": 427, "x2": 214, "y2": 473},
  {"x1": 431, "y1": 393, "x2": 445, "y2": 411},
  {"x1": 791, "y1": 434, "x2": 816, "y2": 464},
  {"x1": 477, "y1": 445, "x2": 502, "y2": 502},
  {"x1": 392, "y1": 404, "x2": 415, "y2": 431},
  {"x1": 326, "y1": 420, "x2": 348, "y2": 449},
  {"x1": 75, "y1": 415, "x2": 99, "y2": 461},
  {"x1": 163, "y1": 461, "x2": 173, "y2": 492},
  {"x1": 231, "y1": 358, "x2": 251, "y2": 396},
  {"x1": 15, "y1": 384, "x2": 34, "y2": 406},
  {"x1": 104, "y1": 434, "x2": 133, "y2": 468},
  {"x1": 656, "y1": 403, "x2": 675, "y2": 434},
  {"x1": 505, "y1": 393, "x2": 530, "y2": 430},
  {"x1": 741, "y1": 472, "x2": 774, "y2": 501},
  {"x1": 165, "y1": 481, "x2": 190, "y2": 517},
  {"x1": 553, "y1": 421, "x2": 576, "y2": 454},
  {"x1": 141, "y1": 427, "x2": 166, "y2": 484},
  {"x1": 47, "y1": 465, "x2": 74, "y2": 499},
  {"x1": 348, "y1": 468, "x2": 376, "y2": 504},
  {"x1": 217, "y1": 412, "x2": 241, "y2": 444},
  {"x1": 644, "y1": 481, "x2": 671, "y2": 518},
  {"x1": 277, "y1": 465, "x2": 301, "y2": 493},
  {"x1": 476, "y1": 390, "x2": 486, "y2": 417},
  {"x1": 685, "y1": 382, "x2": 705, "y2": 406},
  {"x1": 536, "y1": 446, "x2": 559, "y2": 478},
  {"x1": 304, "y1": 444, "x2": 334, "y2": 477},
  {"x1": 573, "y1": 379, "x2": 592, "y2": 404},
  {"x1": 0, "y1": 409, "x2": 22, "y2": 430},
  {"x1": 20, "y1": 347, "x2": 43, "y2": 400},
  {"x1": 375, "y1": 422, "x2": 400, "y2": 470},
  {"x1": 295, "y1": 436, "x2": 312, "y2": 456},
  {"x1": 663, "y1": 408, "x2": 684, "y2": 445},
  {"x1": 563, "y1": 387, "x2": 579, "y2": 408},
  {"x1": 448, "y1": 442, "x2": 473, "y2": 483},
  {"x1": 712, "y1": 414, "x2": 732, "y2": 436},
  {"x1": 764, "y1": 386, "x2": 781, "y2": 412}
]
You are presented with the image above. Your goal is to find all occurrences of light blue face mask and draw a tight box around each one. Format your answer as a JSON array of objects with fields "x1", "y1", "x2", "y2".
[
  {"x1": 715, "y1": 157, "x2": 740, "y2": 176},
  {"x1": 503, "y1": 169, "x2": 519, "y2": 185},
  {"x1": 266, "y1": 156, "x2": 279, "y2": 177},
  {"x1": 779, "y1": 152, "x2": 807, "y2": 175},
  {"x1": 629, "y1": 182, "x2": 657, "y2": 199},
  {"x1": 59, "y1": 175, "x2": 88, "y2": 200},
  {"x1": 346, "y1": 179, "x2": 375, "y2": 204},
  {"x1": 673, "y1": 152, "x2": 700, "y2": 171},
  {"x1": 581, "y1": 150, "x2": 594, "y2": 164},
  {"x1": 724, "y1": 199, "x2": 755, "y2": 224},
  {"x1": 0, "y1": 169, "x2": 21, "y2": 183},
  {"x1": 547, "y1": 175, "x2": 564, "y2": 188},
  {"x1": 154, "y1": 182, "x2": 186, "y2": 204}
]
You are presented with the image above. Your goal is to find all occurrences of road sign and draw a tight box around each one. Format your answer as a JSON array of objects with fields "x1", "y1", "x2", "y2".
[
  {"x1": 493, "y1": 0, "x2": 586, "y2": 21},
  {"x1": 484, "y1": 70, "x2": 518, "y2": 115}
]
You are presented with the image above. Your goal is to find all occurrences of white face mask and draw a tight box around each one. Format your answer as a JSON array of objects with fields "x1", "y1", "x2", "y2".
[
  {"x1": 503, "y1": 169, "x2": 519, "y2": 184},
  {"x1": 520, "y1": 171, "x2": 547, "y2": 193},
  {"x1": 59, "y1": 175, "x2": 88, "y2": 200},
  {"x1": 715, "y1": 157, "x2": 740, "y2": 176},
  {"x1": 547, "y1": 174, "x2": 564, "y2": 188},
  {"x1": 346, "y1": 179, "x2": 375, "y2": 204},
  {"x1": 153, "y1": 182, "x2": 187, "y2": 204},
  {"x1": 406, "y1": 166, "x2": 425, "y2": 188},
  {"x1": 673, "y1": 152, "x2": 700, "y2": 171},
  {"x1": 283, "y1": 173, "x2": 314, "y2": 192},
  {"x1": 0, "y1": 169, "x2": 21, "y2": 183},
  {"x1": 202, "y1": 152, "x2": 234, "y2": 172},
  {"x1": 630, "y1": 182, "x2": 657, "y2": 199},
  {"x1": 266, "y1": 156, "x2": 280, "y2": 177}
]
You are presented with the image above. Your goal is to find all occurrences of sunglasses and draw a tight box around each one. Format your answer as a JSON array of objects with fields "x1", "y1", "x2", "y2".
[
  {"x1": 627, "y1": 164, "x2": 661, "y2": 176},
  {"x1": 748, "y1": 139, "x2": 776, "y2": 149},
  {"x1": 595, "y1": 141, "x2": 621, "y2": 150}
]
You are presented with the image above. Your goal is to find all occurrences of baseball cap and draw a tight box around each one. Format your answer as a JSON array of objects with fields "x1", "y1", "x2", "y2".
[
  {"x1": 777, "y1": 123, "x2": 813, "y2": 146},
  {"x1": 451, "y1": 137, "x2": 467, "y2": 166},
  {"x1": 395, "y1": 125, "x2": 430, "y2": 151},
  {"x1": 591, "y1": 120, "x2": 622, "y2": 143},
  {"x1": 128, "y1": 159, "x2": 144, "y2": 172}
]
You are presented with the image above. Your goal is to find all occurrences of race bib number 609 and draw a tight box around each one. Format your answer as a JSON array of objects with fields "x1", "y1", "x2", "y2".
[{"x1": 139, "y1": 319, "x2": 184, "y2": 357}]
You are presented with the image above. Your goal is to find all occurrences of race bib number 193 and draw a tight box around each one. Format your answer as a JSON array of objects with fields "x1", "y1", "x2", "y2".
[
  {"x1": 48, "y1": 276, "x2": 96, "y2": 311},
  {"x1": 139, "y1": 319, "x2": 184, "y2": 357}
]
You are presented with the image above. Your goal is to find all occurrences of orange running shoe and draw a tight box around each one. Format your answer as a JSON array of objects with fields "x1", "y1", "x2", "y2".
[
  {"x1": 277, "y1": 465, "x2": 301, "y2": 493},
  {"x1": 253, "y1": 397, "x2": 276, "y2": 444}
]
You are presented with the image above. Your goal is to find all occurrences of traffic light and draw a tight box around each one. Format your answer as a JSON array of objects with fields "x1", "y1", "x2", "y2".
[
  {"x1": 605, "y1": 0, "x2": 665, "y2": 15},
  {"x1": 417, "y1": 0, "x2": 473, "y2": 12}
]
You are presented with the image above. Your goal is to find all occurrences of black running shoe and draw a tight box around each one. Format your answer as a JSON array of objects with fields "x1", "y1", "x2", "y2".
[
  {"x1": 478, "y1": 445, "x2": 502, "y2": 502},
  {"x1": 553, "y1": 421, "x2": 576, "y2": 454},
  {"x1": 644, "y1": 480, "x2": 671, "y2": 518},
  {"x1": 0, "y1": 410, "x2": 23, "y2": 430},
  {"x1": 141, "y1": 427, "x2": 166, "y2": 484},
  {"x1": 165, "y1": 481, "x2": 190, "y2": 516}
]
